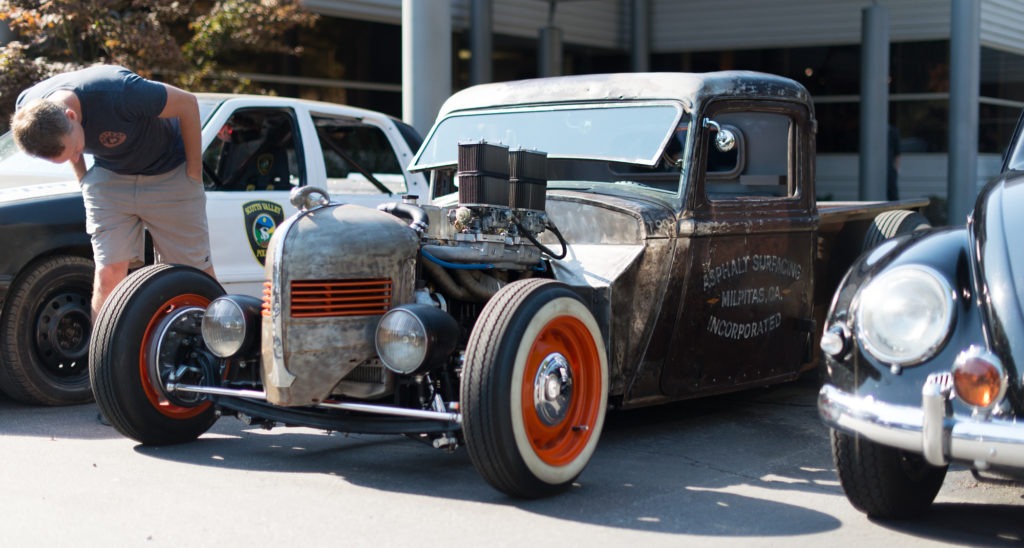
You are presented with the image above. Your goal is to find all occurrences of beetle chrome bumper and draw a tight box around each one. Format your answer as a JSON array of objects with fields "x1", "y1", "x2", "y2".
[{"x1": 819, "y1": 373, "x2": 1024, "y2": 470}]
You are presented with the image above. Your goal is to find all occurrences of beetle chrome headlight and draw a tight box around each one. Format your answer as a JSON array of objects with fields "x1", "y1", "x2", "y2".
[
  {"x1": 375, "y1": 304, "x2": 459, "y2": 375},
  {"x1": 854, "y1": 265, "x2": 954, "y2": 365},
  {"x1": 201, "y1": 295, "x2": 263, "y2": 358}
]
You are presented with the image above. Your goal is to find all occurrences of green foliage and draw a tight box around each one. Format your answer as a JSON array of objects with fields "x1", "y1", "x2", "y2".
[{"x1": 0, "y1": 0, "x2": 317, "y2": 128}]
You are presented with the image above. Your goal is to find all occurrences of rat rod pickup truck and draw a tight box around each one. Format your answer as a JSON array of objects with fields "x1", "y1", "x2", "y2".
[
  {"x1": 0, "y1": 94, "x2": 427, "y2": 406},
  {"x1": 90, "y1": 71, "x2": 928, "y2": 498}
]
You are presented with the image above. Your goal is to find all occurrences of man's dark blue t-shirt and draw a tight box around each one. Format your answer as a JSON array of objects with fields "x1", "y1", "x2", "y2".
[{"x1": 16, "y1": 65, "x2": 185, "y2": 175}]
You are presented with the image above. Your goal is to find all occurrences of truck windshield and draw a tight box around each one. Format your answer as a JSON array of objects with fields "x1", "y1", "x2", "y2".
[{"x1": 411, "y1": 103, "x2": 685, "y2": 171}]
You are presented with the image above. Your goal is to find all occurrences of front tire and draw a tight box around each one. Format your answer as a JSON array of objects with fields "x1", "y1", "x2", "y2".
[
  {"x1": 462, "y1": 279, "x2": 608, "y2": 498},
  {"x1": 831, "y1": 429, "x2": 947, "y2": 519},
  {"x1": 0, "y1": 255, "x2": 94, "y2": 405},
  {"x1": 89, "y1": 264, "x2": 224, "y2": 445}
]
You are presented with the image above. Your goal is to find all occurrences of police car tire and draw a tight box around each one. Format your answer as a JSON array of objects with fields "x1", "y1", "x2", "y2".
[{"x1": 0, "y1": 254, "x2": 94, "y2": 405}]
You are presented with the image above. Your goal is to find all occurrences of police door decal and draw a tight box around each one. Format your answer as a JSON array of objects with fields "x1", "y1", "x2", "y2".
[{"x1": 243, "y1": 200, "x2": 284, "y2": 265}]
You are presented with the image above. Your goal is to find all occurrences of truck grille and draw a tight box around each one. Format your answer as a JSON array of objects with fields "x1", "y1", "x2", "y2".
[{"x1": 288, "y1": 278, "x2": 393, "y2": 318}]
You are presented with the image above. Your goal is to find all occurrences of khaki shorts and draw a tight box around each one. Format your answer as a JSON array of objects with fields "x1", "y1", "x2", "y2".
[{"x1": 81, "y1": 163, "x2": 213, "y2": 270}]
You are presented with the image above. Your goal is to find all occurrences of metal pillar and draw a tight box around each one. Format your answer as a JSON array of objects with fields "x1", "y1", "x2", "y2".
[
  {"x1": 470, "y1": 0, "x2": 493, "y2": 85},
  {"x1": 539, "y1": 1, "x2": 563, "y2": 77},
  {"x1": 947, "y1": 0, "x2": 981, "y2": 224},
  {"x1": 402, "y1": 0, "x2": 451, "y2": 137},
  {"x1": 859, "y1": 4, "x2": 889, "y2": 201},
  {"x1": 632, "y1": 0, "x2": 650, "y2": 72}
]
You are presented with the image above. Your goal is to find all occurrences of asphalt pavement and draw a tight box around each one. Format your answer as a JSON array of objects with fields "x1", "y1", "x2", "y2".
[{"x1": 1, "y1": 373, "x2": 1021, "y2": 547}]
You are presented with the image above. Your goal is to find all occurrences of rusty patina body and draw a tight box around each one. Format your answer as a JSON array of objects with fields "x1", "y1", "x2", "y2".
[{"x1": 416, "y1": 71, "x2": 924, "y2": 409}]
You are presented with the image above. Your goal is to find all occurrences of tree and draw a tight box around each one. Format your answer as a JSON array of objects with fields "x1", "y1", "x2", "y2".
[{"x1": 0, "y1": 0, "x2": 317, "y2": 128}]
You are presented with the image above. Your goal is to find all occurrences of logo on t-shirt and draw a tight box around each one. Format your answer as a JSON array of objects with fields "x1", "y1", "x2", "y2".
[{"x1": 98, "y1": 131, "x2": 127, "y2": 148}]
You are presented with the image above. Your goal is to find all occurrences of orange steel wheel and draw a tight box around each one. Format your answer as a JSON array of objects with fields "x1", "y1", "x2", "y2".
[
  {"x1": 138, "y1": 294, "x2": 213, "y2": 419},
  {"x1": 519, "y1": 315, "x2": 603, "y2": 467},
  {"x1": 462, "y1": 278, "x2": 608, "y2": 498}
]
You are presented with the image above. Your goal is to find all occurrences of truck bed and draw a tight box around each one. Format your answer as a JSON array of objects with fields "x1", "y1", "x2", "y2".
[{"x1": 818, "y1": 197, "x2": 931, "y2": 232}]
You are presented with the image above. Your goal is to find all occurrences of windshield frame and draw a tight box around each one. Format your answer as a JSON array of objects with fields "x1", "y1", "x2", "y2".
[{"x1": 411, "y1": 100, "x2": 687, "y2": 172}]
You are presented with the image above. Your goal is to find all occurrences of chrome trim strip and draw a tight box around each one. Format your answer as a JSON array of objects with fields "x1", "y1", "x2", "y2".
[
  {"x1": 819, "y1": 383, "x2": 1024, "y2": 469},
  {"x1": 167, "y1": 382, "x2": 461, "y2": 424}
]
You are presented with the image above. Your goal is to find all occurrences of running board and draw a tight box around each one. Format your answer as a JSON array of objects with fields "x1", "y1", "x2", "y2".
[{"x1": 166, "y1": 382, "x2": 462, "y2": 424}]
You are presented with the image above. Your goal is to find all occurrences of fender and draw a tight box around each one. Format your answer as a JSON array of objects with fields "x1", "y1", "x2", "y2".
[{"x1": 0, "y1": 191, "x2": 91, "y2": 301}]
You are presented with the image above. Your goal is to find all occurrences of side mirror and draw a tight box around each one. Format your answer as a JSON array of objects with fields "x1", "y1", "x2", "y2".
[{"x1": 703, "y1": 119, "x2": 737, "y2": 152}]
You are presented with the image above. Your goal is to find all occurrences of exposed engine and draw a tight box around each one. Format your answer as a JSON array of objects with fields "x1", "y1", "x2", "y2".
[
  {"x1": 258, "y1": 141, "x2": 568, "y2": 408},
  {"x1": 409, "y1": 141, "x2": 563, "y2": 305}
]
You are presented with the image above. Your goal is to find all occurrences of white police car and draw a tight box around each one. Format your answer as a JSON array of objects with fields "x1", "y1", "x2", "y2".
[{"x1": 0, "y1": 94, "x2": 427, "y2": 405}]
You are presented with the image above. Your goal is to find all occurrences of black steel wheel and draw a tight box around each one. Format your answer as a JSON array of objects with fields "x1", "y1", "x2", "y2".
[
  {"x1": 462, "y1": 279, "x2": 608, "y2": 498},
  {"x1": 89, "y1": 264, "x2": 224, "y2": 445},
  {"x1": 831, "y1": 429, "x2": 947, "y2": 519},
  {"x1": 0, "y1": 255, "x2": 94, "y2": 405}
]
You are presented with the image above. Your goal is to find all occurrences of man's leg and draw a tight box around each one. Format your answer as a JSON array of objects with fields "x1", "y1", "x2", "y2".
[
  {"x1": 81, "y1": 165, "x2": 144, "y2": 319},
  {"x1": 92, "y1": 260, "x2": 129, "y2": 319}
]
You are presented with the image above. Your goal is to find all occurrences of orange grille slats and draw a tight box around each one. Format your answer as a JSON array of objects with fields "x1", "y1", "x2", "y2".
[
  {"x1": 261, "y1": 280, "x2": 273, "y2": 317},
  {"x1": 289, "y1": 278, "x2": 393, "y2": 318}
]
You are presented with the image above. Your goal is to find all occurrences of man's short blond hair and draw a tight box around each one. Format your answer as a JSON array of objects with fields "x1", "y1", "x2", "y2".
[{"x1": 10, "y1": 98, "x2": 72, "y2": 159}]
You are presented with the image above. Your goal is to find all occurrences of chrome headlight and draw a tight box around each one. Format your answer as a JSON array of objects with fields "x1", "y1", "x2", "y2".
[
  {"x1": 201, "y1": 295, "x2": 263, "y2": 358},
  {"x1": 854, "y1": 265, "x2": 954, "y2": 365},
  {"x1": 375, "y1": 304, "x2": 459, "y2": 375}
]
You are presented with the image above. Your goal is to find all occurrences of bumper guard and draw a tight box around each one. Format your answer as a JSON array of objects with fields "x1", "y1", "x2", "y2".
[{"x1": 819, "y1": 373, "x2": 1024, "y2": 470}]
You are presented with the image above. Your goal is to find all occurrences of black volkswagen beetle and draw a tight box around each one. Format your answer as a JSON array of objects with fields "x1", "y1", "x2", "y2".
[{"x1": 818, "y1": 120, "x2": 1024, "y2": 519}]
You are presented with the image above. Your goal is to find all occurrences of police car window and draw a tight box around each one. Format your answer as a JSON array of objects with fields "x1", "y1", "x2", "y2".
[
  {"x1": 202, "y1": 108, "x2": 300, "y2": 192},
  {"x1": 705, "y1": 111, "x2": 794, "y2": 201},
  {"x1": 313, "y1": 115, "x2": 407, "y2": 195}
]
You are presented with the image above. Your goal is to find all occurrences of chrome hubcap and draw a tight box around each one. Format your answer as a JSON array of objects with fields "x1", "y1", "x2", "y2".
[{"x1": 533, "y1": 353, "x2": 573, "y2": 426}]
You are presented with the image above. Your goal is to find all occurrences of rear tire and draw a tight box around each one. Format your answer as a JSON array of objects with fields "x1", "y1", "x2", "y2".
[
  {"x1": 462, "y1": 279, "x2": 608, "y2": 498},
  {"x1": 831, "y1": 429, "x2": 947, "y2": 519},
  {"x1": 0, "y1": 255, "x2": 94, "y2": 405},
  {"x1": 862, "y1": 210, "x2": 930, "y2": 251},
  {"x1": 89, "y1": 264, "x2": 224, "y2": 445}
]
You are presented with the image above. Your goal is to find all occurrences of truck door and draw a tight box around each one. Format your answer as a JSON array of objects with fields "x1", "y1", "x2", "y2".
[{"x1": 660, "y1": 100, "x2": 817, "y2": 397}]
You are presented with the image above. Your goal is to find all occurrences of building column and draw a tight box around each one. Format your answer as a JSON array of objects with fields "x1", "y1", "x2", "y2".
[
  {"x1": 539, "y1": 1, "x2": 563, "y2": 77},
  {"x1": 470, "y1": 0, "x2": 493, "y2": 85},
  {"x1": 859, "y1": 4, "x2": 889, "y2": 201},
  {"x1": 402, "y1": 0, "x2": 451, "y2": 136},
  {"x1": 947, "y1": 0, "x2": 981, "y2": 223},
  {"x1": 632, "y1": 0, "x2": 650, "y2": 72}
]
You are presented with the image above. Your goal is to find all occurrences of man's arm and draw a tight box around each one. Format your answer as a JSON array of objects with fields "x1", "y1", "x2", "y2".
[
  {"x1": 71, "y1": 156, "x2": 87, "y2": 180},
  {"x1": 158, "y1": 84, "x2": 202, "y2": 181}
]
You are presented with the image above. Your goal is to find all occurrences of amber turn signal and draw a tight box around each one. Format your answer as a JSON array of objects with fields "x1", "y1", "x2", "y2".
[{"x1": 952, "y1": 348, "x2": 1005, "y2": 408}]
